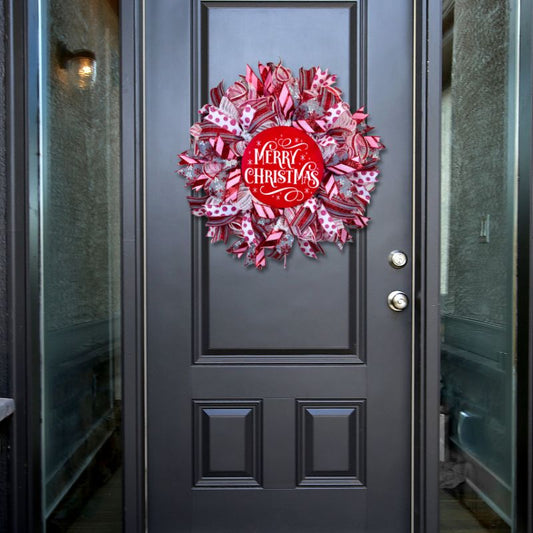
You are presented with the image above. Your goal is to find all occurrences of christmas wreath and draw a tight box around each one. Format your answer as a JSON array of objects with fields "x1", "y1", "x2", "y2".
[{"x1": 178, "y1": 62, "x2": 384, "y2": 269}]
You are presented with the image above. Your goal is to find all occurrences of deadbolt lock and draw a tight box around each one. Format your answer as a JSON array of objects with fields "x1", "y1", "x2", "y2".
[
  {"x1": 389, "y1": 250, "x2": 408, "y2": 269},
  {"x1": 388, "y1": 291, "x2": 409, "y2": 312}
]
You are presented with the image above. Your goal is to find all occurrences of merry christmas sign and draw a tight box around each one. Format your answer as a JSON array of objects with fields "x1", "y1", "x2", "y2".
[{"x1": 242, "y1": 126, "x2": 323, "y2": 208}]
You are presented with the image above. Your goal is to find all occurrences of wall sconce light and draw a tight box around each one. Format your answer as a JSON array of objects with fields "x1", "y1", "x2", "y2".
[{"x1": 58, "y1": 42, "x2": 97, "y2": 89}]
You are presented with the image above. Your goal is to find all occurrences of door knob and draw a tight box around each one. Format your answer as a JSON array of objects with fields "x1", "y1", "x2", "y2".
[{"x1": 388, "y1": 291, "x2": 409, "y2": 312}]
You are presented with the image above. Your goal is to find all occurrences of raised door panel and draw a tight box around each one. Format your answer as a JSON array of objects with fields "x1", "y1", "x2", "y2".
[
  {"x1": 298, "y1": 400, "x2": 366, "y2": 486},
  {"x1": 194, "y1": 400, "x2": 262, "y2": 486}
]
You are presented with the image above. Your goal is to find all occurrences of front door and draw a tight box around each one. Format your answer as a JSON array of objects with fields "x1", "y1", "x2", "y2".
[{"x1": 145, "y1": 1, "x2": 413, "y2": 531}]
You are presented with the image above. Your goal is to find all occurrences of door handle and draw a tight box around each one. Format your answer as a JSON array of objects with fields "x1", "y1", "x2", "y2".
[{"x1": 387, "y1": 291, "x2": 409, "y2": 312}]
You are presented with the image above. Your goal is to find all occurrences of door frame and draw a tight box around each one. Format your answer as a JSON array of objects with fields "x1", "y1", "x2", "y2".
[
  {"x1": 412, "y1": 1, "x2": 441, "y2": 530},
  {"x1": 5, "y1": 0, "x2": 533, "y2": 532},
  {"x1": 517, "y1": 1, "x2": 533, "y2": 530}
]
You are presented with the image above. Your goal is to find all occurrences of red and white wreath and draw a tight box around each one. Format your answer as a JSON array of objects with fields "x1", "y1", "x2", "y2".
[{"x1": 178, "y1": 62, "x2": 384, "y2": 269}]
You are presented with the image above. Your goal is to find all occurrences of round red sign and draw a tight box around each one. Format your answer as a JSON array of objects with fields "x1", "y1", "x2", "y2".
[{"x1": 242, "y1": 126, "x2": 324, "y2": 208}]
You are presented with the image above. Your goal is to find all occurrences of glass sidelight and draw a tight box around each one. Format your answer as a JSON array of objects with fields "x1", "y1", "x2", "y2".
[
  {"x1": 440, "y1": 0, "x2": 519, "y2": 531},
  {"x1": 37, "y1": 0, "x2": 122, "y2": 531}
]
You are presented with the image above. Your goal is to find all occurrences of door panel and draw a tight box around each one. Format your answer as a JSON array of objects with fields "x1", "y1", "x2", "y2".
[
  {"x1": 199, "y1": 2, "x2": 362, "y2": 358},
  {"x1": 145, "y1": 0, "x2": 413, "y2": 531}
]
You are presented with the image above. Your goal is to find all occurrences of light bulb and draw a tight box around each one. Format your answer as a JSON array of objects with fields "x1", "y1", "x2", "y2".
[{"x1": 66, "y1": 53, "x2": 97, "y2": 89}]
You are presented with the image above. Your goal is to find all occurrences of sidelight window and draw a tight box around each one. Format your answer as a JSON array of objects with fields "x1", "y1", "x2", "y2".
[
  {"x1": 36, "y1": 0, "x2": 123, "y2": 531},
  {"x1": 439, "y1": 0, "x2": 519, "y2": 530}
]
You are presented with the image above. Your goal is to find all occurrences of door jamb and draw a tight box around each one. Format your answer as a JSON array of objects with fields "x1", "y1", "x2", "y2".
[
  {"x1": 8, "y1": 0, "x2": 42, "y2": 530},
  {"x1": 412, "y1": 0, "x2": 441, "y2": 531},
  {"x1": 121, "y1": 1, "x2": 147, "y2": 532},
  {"x1": 517, "y1": 1, "x2": 533, "y2": 531}
]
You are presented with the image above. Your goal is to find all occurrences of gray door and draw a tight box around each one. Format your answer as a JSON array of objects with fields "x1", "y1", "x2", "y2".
[{"x1": 145, "y1": 1, "x2": 413, "y2": 531}]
